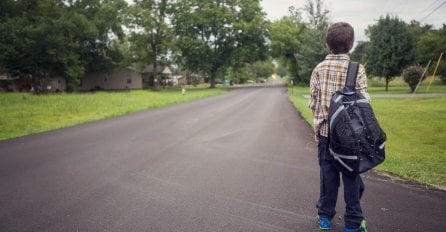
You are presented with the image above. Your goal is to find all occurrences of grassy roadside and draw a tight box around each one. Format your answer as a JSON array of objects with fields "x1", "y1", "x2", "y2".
[
  {"x1": 373, "y1": 97, "x2": 446, "y2": 186},
  {"x1": 368, "y1": 85, "x2": 446, "y2": 94},
  {"x1": 0, "y1": 86, "x2": 225, "y2": 141},
  {"x1": 288, "y1": 85, "x2": 446, "y2": 186}
]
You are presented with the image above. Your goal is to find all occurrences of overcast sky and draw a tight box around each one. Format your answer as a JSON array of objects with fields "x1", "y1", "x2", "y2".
[{"x1": 260, "y1": 0, "x2": 446, "y2": 42}]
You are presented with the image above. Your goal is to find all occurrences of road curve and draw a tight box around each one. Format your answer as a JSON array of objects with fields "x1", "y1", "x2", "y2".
[{"x1": 0, "y1": 83, "x2": 445, "y2": 232}]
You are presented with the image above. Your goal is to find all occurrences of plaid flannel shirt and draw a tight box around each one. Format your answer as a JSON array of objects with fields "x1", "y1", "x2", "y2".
[{"x1": 308, "y1": 54, "x2": 370, "y2": 138}]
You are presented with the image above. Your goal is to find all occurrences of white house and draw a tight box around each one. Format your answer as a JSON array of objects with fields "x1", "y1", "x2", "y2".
[
  {"x1": 78, "y1": 65, "x2": 173, "y2": 91},
  {"x1": 78, "y1": 67, "x2": 142, "y2": 91}
]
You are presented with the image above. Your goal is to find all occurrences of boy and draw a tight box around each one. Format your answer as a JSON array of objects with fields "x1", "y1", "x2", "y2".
[{"x1": 308, "y1": 22, "x2": 370, "y2": 232}]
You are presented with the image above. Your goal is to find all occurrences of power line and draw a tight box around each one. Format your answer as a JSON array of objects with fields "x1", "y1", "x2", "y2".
[
  {"x1": 420, "y1": 0, "x2": 446, "y2": 22},
  {"x1": 420, "y1": 0, "x2": 442, "y2": 13}
]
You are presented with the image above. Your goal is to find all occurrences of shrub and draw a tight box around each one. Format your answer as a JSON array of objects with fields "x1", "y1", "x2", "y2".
[{"x1": 401, "y1": 65, "x2": 427, "y2": 92}]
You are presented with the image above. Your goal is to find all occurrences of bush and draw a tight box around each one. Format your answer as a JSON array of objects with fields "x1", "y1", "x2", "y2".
[{"x1": 401, "y1": 65, "x2": 427, "y2": 92}]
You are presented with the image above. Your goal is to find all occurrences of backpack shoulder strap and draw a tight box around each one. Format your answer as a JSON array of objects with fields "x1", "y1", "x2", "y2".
[{"x1": 345, "y1": 61, "x2": 359, "y2": 88}]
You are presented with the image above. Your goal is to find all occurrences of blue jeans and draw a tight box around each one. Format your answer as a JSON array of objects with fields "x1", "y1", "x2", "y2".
[{"x1": 316, "y1": 136, "x2": 365, "y2": 228}]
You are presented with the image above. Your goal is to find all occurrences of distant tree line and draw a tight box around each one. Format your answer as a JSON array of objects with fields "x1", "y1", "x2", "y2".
[
  {"x1": 270, "y1": 0, "x2": 446, "y2": 91},
  {"x1": 0, "y1": 0, "x2": 271, "y2": 91},
  {"x1": 351, "y1": 17, "x2": 446, "y2": 91},
  {"x1": 0, "y1": 0, "x2": 128, "y2": 92},
  {"x1": 0, "y1": 0, "x2": 444, "y2": 92}
]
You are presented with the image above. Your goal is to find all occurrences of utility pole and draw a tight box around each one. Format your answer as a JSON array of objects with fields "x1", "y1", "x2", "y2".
[
  {"x1": 427, "y1": 52, "x2": 444, "y2": 92},
  {"x1": 412, "y1": 60, "x2": 431, "y2": 96}
]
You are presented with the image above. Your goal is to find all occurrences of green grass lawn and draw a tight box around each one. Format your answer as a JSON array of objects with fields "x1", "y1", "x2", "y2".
[
  {"x1": 373, "y1": 97, "x2": 446, "y2": 186},
  {"x1": 289, "y1": 85, "x2": 446, "y2": 187},
  {"x1": 367, "y1": 76, "x2": 446, "y2": 94},
  {"x1": 368, "y1": 85, "x2": 446, "y2": 94},
  {"x1": 0, "y1": 86, "x2": 225, "y2": 141}
]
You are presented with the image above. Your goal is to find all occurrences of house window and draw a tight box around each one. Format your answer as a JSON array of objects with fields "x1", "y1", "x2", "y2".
[{"x1": 127, "y1": 78, "x2": 132, "y2": 84}]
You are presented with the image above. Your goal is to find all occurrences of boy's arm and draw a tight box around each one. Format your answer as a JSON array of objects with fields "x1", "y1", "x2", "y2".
[
  {"x1": 308, "y1": 68, "x2": 321, "y2": 141},
  {"x1": 308, "y1": 71, "x2": 318, "y2": 112},
  {"x1": 356, "y1": 64, "x2": 371, "y2": 101}
]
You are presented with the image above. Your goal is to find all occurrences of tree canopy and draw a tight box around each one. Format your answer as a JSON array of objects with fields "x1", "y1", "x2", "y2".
[
  {"x1": 415, "y1": 26, "x2": 446, "y2": 66},
  {"x1": 350, "y1": 41, "x2": 369, "y2": 64},
  {"x1": 366, "y1": 15, "x2": 416, "y2": 91},
  {"x1": 0, "y1": 0, "x2": 127, "y2": 92},
  {"x1": 269, "y1": 0, "x2": 329, "y2": 85},
  {"x1": 0, "y1": 0, "x2": 444, "y2": 92},
  {"x1": 171, "y1": 0, "x2": 268, "y2": 88},
  {"x1": 127, "y1": 0, "x2": 173, "y2": 88},
  {"x1": 352, "y1": 20, "x2": 445, "y2": 90}
]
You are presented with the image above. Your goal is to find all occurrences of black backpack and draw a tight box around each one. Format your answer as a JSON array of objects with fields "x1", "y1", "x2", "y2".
[{"x1": 328, "y1": 62, "x2": 386, "y2": 175}]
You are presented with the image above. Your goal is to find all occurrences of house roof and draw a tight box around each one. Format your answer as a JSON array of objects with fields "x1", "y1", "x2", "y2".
[
  {"x1": 128, "y1": 64, "x2": 172, "y2": 74},
  {"x1": 142, "y1": 65, "x2": 172, "y2": 74}
]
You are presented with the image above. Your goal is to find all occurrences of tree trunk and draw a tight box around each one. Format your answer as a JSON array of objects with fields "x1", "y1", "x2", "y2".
[
  {"x1": 234, "y1": 69, "x2": 239, "y2": 85},
  {"x1": 153, "y1": 62, "x2": 160, "y2": 91},
  {"x1": 385, "y1": 77, "x2": 389, "y2": 91},
  {"x1": 31, "y1": 72, "x2": 40, "y2": 95},
  {"x1": 210, "y1": 77, "x2": 216, "y2": 88},
  {"x1": 210, "y1": 70, "x2": 217, "y2": 88}
]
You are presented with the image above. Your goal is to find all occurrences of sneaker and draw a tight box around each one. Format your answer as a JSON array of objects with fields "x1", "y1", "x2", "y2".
[
  {"x1": 317, "y1": 215, "x2": 333, "y2": 230},
  {"x1": 344, "y1": 220, "x2": 368, "y2": 232}
]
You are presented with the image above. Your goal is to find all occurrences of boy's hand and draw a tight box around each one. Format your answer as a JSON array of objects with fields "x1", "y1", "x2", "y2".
[{"x1": 314, "y1": 134, "x2": 320, "y2": 143}]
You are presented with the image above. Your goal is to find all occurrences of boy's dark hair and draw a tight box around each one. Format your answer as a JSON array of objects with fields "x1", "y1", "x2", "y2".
[{"x1": 326, "y1": 22, "x2": 354, "y2": 54}]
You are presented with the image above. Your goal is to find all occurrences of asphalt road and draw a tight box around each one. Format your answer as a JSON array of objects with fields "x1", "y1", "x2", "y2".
[{"x1": 1, "y1": 82, "x2": 445, "y2": 232}]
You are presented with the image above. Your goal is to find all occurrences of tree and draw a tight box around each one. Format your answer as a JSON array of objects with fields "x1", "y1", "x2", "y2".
[
  {"x1": 66, "y1": 0, "x2": 128, "y2": 74},
  {"x1": 247, "y1": 60, "x2": 275, "y2": 82},
  {"x1": 408, "y1": 20, "x2": 432, "y2": 42},
  {"x1": 298, "y1": 0, "x2": 330, "y2": 84},
  {"x1": 0, "y1": 0, "x2": 128, "y2": 92},
  {"x1": 350, "y1": 41, "x2": 370, "y2": 64},
  {"x1": 228, "y1": 0, "x2": 269, "y2": 84},
  {"x1": 275, "y1": 63, "x2": 287, "y2": 78},
  {"x1": 172, "y1": 0, "x2": 268, "y2": 88},
  {"x1": 127, "y1": 0, "x2": 173, "y2": 89},
  {"x1": 415, "y1": 25, "x2": 446, "y2": 67},
  {"x1": 0, "y1": 0, "x2": 83, "y2": 92},
  {"x1": 304, "y1": 0, "x2": 329, "y2": 31},
  {"x1": 296, "y1": 27, "x2": 327, "y2": 84},
  {"x1": 366, "y1": 15, "x2": 416, "y2": 91},
  {"x1": 269, "y1": 16, "x2": 305, "y2": 84},
  {"x1": 269, "y1": 0, "x2": 329, "y2": 85}
]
